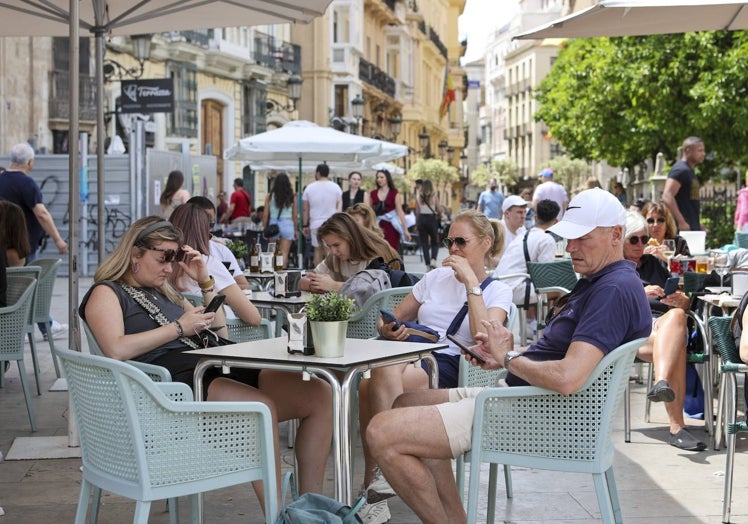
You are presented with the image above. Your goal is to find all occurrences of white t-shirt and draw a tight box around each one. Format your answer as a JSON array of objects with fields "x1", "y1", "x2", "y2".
[
  {"x1": 210, "y1": 239, "x2": 242, "y2": 278},
  {"x1": 533, "y1": 181, "x2": 568, "y2": 219},
  {"x1": 179, "y1": 255, "x2": 236, "y2": 296},
  {"x1": 302, "y1": 180, "x2": 343, "y2": 229},
  {"x1": 411, "y1": 267, "x2": 511, "y2": 357},
  {"x1": 493, "y1": 227, "x2": 557, "y2": 304},
  {"x1": 499, "y1": 219, "x2": 526, "y2": 250}
]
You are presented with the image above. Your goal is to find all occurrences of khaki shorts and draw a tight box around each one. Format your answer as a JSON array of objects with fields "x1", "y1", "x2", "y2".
[{"x1": 436, "y1": 380, "x2": 508, "y2": 458}]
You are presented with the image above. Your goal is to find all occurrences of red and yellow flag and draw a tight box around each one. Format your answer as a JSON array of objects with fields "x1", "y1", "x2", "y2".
[{"x1": 439, "y1": 69, "x2": 455, "y2": 120}]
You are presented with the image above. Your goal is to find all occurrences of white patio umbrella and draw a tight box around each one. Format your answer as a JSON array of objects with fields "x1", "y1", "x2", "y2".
[
  {"x1": 515, "y1": 0, "x2": 748, "y2": 39},
  {"x1": 225, "y1": 120, "x2": 408, "y2": 263}
]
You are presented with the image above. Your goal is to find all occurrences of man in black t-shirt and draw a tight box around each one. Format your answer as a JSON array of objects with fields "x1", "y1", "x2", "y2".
[{"x1": 663, "y1": 136, "x2": 705, "y2": 231}]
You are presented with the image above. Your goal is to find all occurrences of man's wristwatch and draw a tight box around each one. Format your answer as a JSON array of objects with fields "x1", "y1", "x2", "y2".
[
  {"x1": 467, "y1": 286, "x2": 483, "y2": 296},
  {"x1": 504, "y1": 350, "x2": 523, "y2": 369}
]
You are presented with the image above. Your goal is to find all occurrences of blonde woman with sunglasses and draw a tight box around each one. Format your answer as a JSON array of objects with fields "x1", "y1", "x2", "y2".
[
  {"x1": 641, "y1": 201, "x2": 691, "y2": 262},
  {"x1": 354, "y1": 209, "x2": 512, "y2": 520},
  {"x1": 80, "y1": 216, "x2": 333, "y2": 498}
]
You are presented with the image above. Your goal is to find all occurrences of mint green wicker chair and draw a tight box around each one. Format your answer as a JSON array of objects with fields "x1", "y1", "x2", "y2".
[
  {"x1": 735, "y1": 232, "x2": 748, "y2": 249},
  {"x1": 27, "y1": 258, "x2": 63, "y2": 378},
  {"x1": 709, "y1": 315, "x2": 746, "y2": 523},
  {"x1": 56, "y1": 347, "x2": 278, "y2": 524},
  {"x1": 6, "y1": 266, "x2": 43, "y2": 394},
  {"x1": 526, "y1": 259, "x2": 577, "y2": 334},
  {"x1": 81, "y1": 320, "x2": 174, "y2": 383},
  {"x1": 346, "y1": 287, "x2": 413, "y2": 339},
  {"x1": 0, "y1": 275, "x2": 38, "y2": 431},
  {"x1": 466, "y1": 337, "x2": 647, "y2": 524}
]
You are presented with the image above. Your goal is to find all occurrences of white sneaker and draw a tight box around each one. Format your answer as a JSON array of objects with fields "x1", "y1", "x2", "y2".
[
  {"x1": 43, "y1": 320, "x2": 68, "y2": 341},
  {"x1": 358, "y1": 500, "x2": 391, "y2": 524},
  {"x1": 366, "y1": 467, "x2": 395, "y2": 503}
]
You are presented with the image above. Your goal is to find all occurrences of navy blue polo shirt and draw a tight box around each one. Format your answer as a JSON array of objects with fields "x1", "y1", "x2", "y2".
[{"x1": 506, "y1": 259, "x2": 651, "y2": 386}]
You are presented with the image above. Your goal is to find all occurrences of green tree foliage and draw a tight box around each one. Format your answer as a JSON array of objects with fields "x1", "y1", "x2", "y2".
[
  {"x1": 546, "y1": 156, "x2": 590, "y2": 193},
  {"x1": 407, "y1": 158, "x2": 459, "y2": 192},
  {"x1": 535, "y1": 32, "x2": 748, "y2": 170},
  {"x1": 470, "y1": 159, "x2": 519, "y2": 190}
]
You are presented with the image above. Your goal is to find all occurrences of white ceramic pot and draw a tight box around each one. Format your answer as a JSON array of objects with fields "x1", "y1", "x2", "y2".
[{"x1": 309, "y1": 320, "x2": 348, "y2": 357}]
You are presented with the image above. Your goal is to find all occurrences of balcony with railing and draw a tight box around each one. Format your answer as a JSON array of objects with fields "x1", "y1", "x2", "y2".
[
  {"x1": 49, "y1": 70, "x2": 97, "y2": 122},
  {"x1": 428, "y1": 26, "x2": 448, "y2": 59},
  {"x1": 359, "y1": 57, "x2": 396, "y2": 97},
  {"x1": 252, "y1": 31, "x2": 301, "y2": 74}
]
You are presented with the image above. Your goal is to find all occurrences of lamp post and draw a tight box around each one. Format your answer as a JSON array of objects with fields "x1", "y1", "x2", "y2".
[
  {"x1": 266, "y1": 74, "x2": 304, "y2": 113},
  {"x1": 447, "y1": 146, "x2": 455, "y2": 163},
  {"x1": 388, "y1": 113, "x2": 402, "y2": 140},
  {"x1": 438, "y1": 139, "x2": 448, "y2": 158},
  {"x1": 103, "y1": 34, "x2": 152, "y2": 82},
  {"x1": 419, "y1": 127, "x2": 430, "y2": 157},
  {"x1": 351, "y1": 94, "x2": 365, "y2": 135}
]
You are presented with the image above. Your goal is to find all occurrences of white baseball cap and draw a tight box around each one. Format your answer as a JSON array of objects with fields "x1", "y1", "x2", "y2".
[
  {"x1": 501, "y1": 195, "x2": 528, "y2": 213},
  {"x1": 547, "y1": 188, "x2": 626, "y2": 239}
]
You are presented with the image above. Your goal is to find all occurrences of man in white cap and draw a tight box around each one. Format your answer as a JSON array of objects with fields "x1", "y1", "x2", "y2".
[
  {"x1": 499, "y1": 194, "x2": 528, "y2": 251},
  {"x1": 533, "y1": 167, "x2": 569, "y2": 220},
  {"x1": 366, "y1": 188, "x2": 651, "y2": 523}
]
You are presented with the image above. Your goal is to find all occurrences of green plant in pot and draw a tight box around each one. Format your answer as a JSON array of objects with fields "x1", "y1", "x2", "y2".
[
  {"x1": 225, "y1": 239, "x2": 248, "y2": 267},
  {"x1": 305, "y1": 292, "x2": 355, "y2": 357}
]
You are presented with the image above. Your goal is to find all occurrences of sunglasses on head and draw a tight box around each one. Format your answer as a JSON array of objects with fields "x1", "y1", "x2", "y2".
[
  {"x1": 442, "y1": 236, "x2": 474, "y2": 249},
  {"x1": 647, "y1": 217, "x2": 666, "y2": 224},
  {"x1": 142, "y1": 245, "x2": 186, "y2": 263},
  {"x1": 628, "y1": 235, "x2": 650, "y2": 245}
]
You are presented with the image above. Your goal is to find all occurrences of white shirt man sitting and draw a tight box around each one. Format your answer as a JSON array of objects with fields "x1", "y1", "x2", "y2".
[{"x1": 494, "y1": 199, "x2": 560, "y2": 338}]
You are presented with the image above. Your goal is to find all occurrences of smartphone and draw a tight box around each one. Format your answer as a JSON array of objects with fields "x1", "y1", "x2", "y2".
[
  {"x1": 662, "y1": 276, "x2": 680, "y2": 297},
  {"x1": 379, "y1": 309, "x2": 401, "y2": 330},
  {"x1": 446, "y1": 334, "x2": 486, "y2": 364},
  {"x1": 203, "y1": 294, "x2": 227, "y2": 313}
]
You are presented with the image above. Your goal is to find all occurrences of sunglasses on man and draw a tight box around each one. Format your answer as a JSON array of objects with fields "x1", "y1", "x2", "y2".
[{"x1": 628, "y1": 235, "x2": 650, "y2": 245}]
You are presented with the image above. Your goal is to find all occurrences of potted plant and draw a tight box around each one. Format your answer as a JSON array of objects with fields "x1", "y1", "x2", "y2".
[
  {"x1": 225, "y1": 239, "x2": 248, "y2": 268},
  {"x1": 305, "y1": 292, "x2": 355, "y2": 357}
]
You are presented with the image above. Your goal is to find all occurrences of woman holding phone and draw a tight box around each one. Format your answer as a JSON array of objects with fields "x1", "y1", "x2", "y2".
[
  {"x1": 81, "y1": 216, "x2": 333, "y2": 496},
  {"x1": 355, "y1": 209, "x2": 512, "y2": 519}
]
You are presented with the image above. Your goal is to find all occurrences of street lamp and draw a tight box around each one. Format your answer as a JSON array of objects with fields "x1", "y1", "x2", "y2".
[
  {"x1": 418, "y1": 127, "x2": 430, "y2": 157},
  {"x1": 447, "y1": 146, "x2": 455, "y2": 163},
  {"x1": 438, "y1": 139, "x2": 448, "y2": 158},
  {"x1": 388, "y1": 113, "x2": 402, "y2": 140},
  {"x1": 265, "y1": 74, "x2": 304, "y2": 114},
  {"x1": 103, "y1": 34, "x2": 153, "y2": 82},
  {"x1": 351, "y1": 94, "x2": 365, "y2": 135}
]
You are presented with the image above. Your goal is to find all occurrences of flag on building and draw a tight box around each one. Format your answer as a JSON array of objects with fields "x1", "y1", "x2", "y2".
[{"x1": 439, "y1": 68, "x2": 455, "y2": 120}]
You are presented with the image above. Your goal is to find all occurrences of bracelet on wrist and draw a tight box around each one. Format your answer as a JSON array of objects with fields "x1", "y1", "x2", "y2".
[
  {"x1": 173, "y1": 320, "x2": 184, "y2": 338},
  {"x1": 200, "y1": 287, "x2": 215, "y2": 294},
  {"x1": 198, "y1": 276, "x2": 215, "y2": 290}
]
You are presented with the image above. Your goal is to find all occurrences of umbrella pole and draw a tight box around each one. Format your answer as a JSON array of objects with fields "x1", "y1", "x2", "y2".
[{"x1": 297, "y1": 157, "x2": 303, "y2": 268}]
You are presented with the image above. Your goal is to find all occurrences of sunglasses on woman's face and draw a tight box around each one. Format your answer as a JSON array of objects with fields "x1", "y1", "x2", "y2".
[
  {"x1": 442, "y1": 236, "x2": 474, "y2": 249},
  {"x1": 144, "y1": 246, "x2": 186, "y2": 263},
  {"x1": 647, "y1": 217, "x2": 666, "y2": 224},
  {"x1": 628, "y1": 235, "x2": 650, "y2": 245}
]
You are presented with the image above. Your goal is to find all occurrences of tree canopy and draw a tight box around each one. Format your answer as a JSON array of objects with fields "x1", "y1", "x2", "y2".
[{"x1": 534, "y1": 31, "x2": 748, "y2": 171}]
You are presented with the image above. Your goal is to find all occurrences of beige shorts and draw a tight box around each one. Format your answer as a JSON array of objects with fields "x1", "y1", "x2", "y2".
[
  {"x1": 436, "y1": 380, "x2": 508, "y2": 458},
  {"x1": 311, "y1": 227, "x2": 321, "y2": 247}
]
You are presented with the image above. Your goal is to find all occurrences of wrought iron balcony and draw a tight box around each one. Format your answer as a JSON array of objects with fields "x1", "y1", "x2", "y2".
[
  {"x1": 359, "y1": 57, "x2": 396, "y2": 97},
  {"x1": 49, "y1": 70, "x2": 97, "y2": 122},
  {"x1": 252, "y1": 31, "x2": 301, "y2": 74},
  {"x1": 428, "y1": 26, "x2": 448, "y2": 59}
]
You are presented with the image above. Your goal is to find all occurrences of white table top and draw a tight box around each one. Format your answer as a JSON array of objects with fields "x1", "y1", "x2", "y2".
[
  {"x1": 186, "y1": 336, "x2": 447, "y2": 368},
  {"x1": 701, "y1": 293, "x2": 741, "y2": 309},
  {"x1": 251, "y1": 291, "x2": 311, "y2": 304}
]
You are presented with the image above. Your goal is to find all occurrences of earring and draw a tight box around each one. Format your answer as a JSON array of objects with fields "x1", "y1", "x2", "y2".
[{"x1": 131, "y1": 262, "x2": 140, "y2": 274}]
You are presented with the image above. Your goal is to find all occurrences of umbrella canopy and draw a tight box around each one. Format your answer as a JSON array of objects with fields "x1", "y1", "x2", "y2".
[
  {"x1": 515, "y1": 0, "x2": 748, "y2": 39},
  {"x1": 225, "y1": 120, "x2": 408, "y2": 164},
  {"x1": 0, "y1": 0, "x2": 331, "y2": 35}
]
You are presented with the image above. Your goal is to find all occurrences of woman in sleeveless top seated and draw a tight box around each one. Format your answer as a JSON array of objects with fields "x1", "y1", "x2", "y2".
[{"x1": 80, "y1": 216, "x2": 332, "y2": 497}]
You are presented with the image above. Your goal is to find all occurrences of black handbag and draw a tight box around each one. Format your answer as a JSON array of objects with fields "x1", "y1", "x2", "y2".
[{"x1": 263, "y1": 198, "x2": 283, "y2": 239}]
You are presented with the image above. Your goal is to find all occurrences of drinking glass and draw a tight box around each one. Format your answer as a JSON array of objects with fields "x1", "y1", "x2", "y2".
[
  {"x1": 711, "y1": 249, "x2": 730, "y2": 289},
  {"x1": 663, "y1": 239, "x2": 676, "y2": 259}
]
